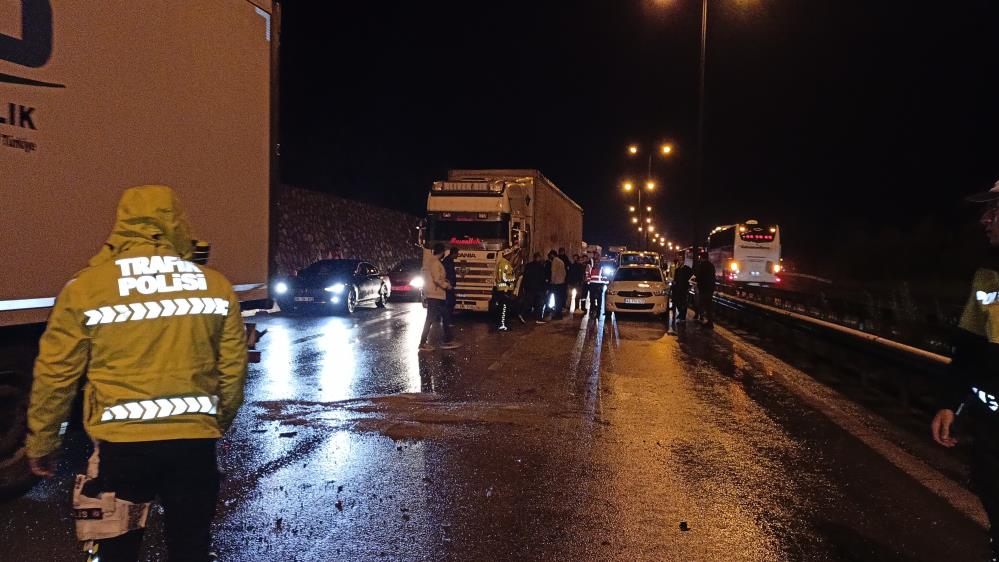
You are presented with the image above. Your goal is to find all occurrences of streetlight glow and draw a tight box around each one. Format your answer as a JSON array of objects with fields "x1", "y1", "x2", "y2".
[
  {"x1": 623, "y1": 181, "x2": 634, "y2": 191},
  {"x1": 628, "y1": 145, "x2": 639, "y2": 155},
  {"x1": 646, "y1": 206, "x2": 652, "y2": 212},
  {"x1": 661, "y1": 144, "x2": 673, "y2": 155},
  {"x1": 629, "y1": 206, "x2": 635, "y2": 212},
  {"x1": 631, "y1": 217, "x2": 638, "y2": 223},
  {"x1": 646, "y1": 181, "x2": 655, "y2": 190},
  {"x1": 646, "y1": 217, "x2": 652, "y2": 223}
]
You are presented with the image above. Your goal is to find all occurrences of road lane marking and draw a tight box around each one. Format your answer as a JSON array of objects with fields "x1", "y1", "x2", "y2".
[{"x1": 713, "y1": 324, "x2": 989, "y2": 528}]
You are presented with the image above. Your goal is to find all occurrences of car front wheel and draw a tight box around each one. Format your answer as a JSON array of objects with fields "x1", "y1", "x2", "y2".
[{"x1": 345, "y1": 288, "x2": 357, "y2": 314}]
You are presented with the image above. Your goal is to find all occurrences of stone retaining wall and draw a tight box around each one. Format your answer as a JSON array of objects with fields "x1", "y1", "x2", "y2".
[{"x1": 275, "y1": 185, "x2": 422, "y2": 275}]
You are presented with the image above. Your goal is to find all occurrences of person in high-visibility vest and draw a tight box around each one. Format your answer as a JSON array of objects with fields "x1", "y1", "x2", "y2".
[
  {"x1": 932, "y1": 180, "x2": 999, "y2": 562},
  {"x1": 494, "y1": 253, "x2": 516, "y2": 331},
  {"x1": 26, "y1": 185, "x2": 248, "y2": 562}
]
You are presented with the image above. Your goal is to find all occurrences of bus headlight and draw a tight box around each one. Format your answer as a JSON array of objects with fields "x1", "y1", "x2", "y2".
[
  {"x1": 274, "y1": 282, "x2": 288, "y2": 294},
  {"x1": 410, "y1": 276, "x2": 425, "y2": 289},
  {"x1": 325, "y1": 283, "x2": 346, "y2": 294}
]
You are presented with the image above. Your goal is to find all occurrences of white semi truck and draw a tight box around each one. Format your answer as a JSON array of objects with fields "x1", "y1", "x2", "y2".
[
  {"x1": 421, "y1": 169, "x2": 583, "y2": 312},
  {"x1": 0, "y1": 0, "x2": 279, "y2": 493}
]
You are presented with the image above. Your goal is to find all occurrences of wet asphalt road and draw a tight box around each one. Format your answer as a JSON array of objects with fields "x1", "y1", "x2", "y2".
[{"x1": 0, "y1": 300, "x2": 989, "y2": 561}]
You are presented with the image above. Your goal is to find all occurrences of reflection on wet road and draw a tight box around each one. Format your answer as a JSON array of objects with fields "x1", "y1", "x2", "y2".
[{"x1": 0, "y1": 303, "x2": 988, "y2": 561}]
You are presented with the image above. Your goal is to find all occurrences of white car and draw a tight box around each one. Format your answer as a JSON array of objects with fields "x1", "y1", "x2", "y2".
[{"x1": 605, "y1": 265, "x2": 669, "y2": 316}]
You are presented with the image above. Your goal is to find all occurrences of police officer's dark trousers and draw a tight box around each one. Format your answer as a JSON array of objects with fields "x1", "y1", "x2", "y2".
[
  {"x1": 968, "y1": 399, "x2": 999, "y2": 556},
  {"x1": 88, "y1": 439, "x2": 220, "y2": 562}
]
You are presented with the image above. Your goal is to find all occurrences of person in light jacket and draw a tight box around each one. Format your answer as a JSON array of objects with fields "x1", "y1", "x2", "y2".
[{"x1": 420, "y1": 243, "x2": 461, "y2": 351}]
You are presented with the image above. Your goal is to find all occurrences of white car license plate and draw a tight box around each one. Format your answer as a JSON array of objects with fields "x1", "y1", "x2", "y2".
[
  {"x1": 294, "y1": 296, "x2": 314, "y2": 302},
  {"x1": 624, "y1": 298, "x2": 644, "y2": 304}
]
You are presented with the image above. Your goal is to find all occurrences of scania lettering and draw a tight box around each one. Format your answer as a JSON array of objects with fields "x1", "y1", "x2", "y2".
[{"x1": 421, "y1": 169, "x2": 583, "y2": 312}]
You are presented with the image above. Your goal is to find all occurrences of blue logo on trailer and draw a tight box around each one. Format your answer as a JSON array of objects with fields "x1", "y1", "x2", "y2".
[{"x1": 0, "y1": 0, "x2": 65, "y2": 88}]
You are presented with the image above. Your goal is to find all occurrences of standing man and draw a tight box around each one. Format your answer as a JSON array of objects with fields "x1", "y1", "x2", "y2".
[
  {"x1": 26, "y1": 185, "x2": 248, "y2": 562},
  {"x1": 693, "y1": 251, "x2": 716, "y2": 329},
  {"x1": 442, "y1": 246, "x2": 458, "y2": 325},
  {"x1": 493, "y1": 253, "x2": 516, "y2": 331},
  {"x1": 586, "y1": 259, "x2": 607, "y2": 310},
  {"x1": 932, "y1": 181, "x2": 999, "y2": 562},
  {"x1": 519, "y1": 252, "x2": 548, "y2": 324},
  {"x1": 671, "y1": 258, "x2": 694, "y2": 327},
  {"x1": 549, "y1": 250, "x2": 568, "y2": 320},
  {"x1": 557, "y1": 248, "x2": 571, "y2": 314},
  {"x1": 420, "y1": 244, "x2": 460, "y2": 351}
]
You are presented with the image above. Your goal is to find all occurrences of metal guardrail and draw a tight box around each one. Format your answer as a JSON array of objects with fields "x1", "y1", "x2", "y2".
[
  {"x1": 710, "y1": 281, "x2": 959, "y2": 358},
  {"x1": 714, "y1": 291, "x2": 951, "y2": 366}
]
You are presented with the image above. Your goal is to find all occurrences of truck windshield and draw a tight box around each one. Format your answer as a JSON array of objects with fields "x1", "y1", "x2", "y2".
[{"x1": 430, "y1": 220, "x2": 508, "y2": 244}]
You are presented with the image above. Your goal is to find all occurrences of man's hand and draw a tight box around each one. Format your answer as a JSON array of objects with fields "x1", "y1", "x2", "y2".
[
  {"x1": 28, "y1": 454, "x2": 59, "y2": 478},
  {"x1": 931, "y1": 409, "x2": 959, "y2": 448}
]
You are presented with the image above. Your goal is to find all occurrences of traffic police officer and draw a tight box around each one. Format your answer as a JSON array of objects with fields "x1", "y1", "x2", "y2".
[
  {"x1": 494, "y1": 253, "x2": 516, "y2": 330},
  {"x1": 26, "y1": 185, "x2": 248, "y2": 562},
  {"x1": 932, "y1": 180, "x2": 999, "y2": 562}
]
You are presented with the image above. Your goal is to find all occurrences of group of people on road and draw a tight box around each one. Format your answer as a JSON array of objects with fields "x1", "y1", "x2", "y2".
[
  {"x1": 667, "y1": 251, "x2": 715, "y2": 329},
  {"x1": 518, "y1": 248, "x2": 596, "y2": 324}
]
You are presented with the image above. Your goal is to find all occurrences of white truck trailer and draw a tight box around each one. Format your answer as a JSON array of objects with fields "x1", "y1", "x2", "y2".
[
  {"x1": 421, "y1": 169, "x2": 583, "y2": 312},
  {"x1": 0, "y1": 0, "x2": 279, "y2": 493}
]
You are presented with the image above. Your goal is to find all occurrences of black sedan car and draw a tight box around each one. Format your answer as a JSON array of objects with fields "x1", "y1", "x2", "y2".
[
  {"x1": 387, "y1": 259, "x2": 424, "y2": 301},
  {"x1": 272, "y1": 259, "x2": 390, "y2": 314}
]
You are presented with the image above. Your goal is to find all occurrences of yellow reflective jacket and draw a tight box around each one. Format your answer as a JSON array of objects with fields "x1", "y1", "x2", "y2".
[
  {"x1": 495, "y1": 255, "x2": 515, "y2": 293},
  {"x1": 26, "y1": 185, "x2": 248, "y2": 458}
]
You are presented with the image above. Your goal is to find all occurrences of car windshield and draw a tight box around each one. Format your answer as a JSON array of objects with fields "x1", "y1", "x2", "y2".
[
  {"x1": 613, "y1": 268, "x2": 663, "y2": 282},
  {"x1": 390, "y1": 260, "x2": 421, "y2": 273},
  {"x1": 298, "y1": 260, "x2": 357, "y2": 278},
  {"x1": 620, "y1": 253, "x2": 659, "y2": 266}
]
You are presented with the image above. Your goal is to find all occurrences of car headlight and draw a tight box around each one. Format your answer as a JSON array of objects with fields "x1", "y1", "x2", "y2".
[
  {"x1": 324, "y1": 283, "x2": 346, "y2": 294},
  {"x1": 601, "y1": 266, "x2": 614, "y2": 276},
  {"x1": 274, "y1": 282, "x2": 288, "y2": 295},
  {"x1": 410, "y1": 276, "x2": 425, "y2": 289}
]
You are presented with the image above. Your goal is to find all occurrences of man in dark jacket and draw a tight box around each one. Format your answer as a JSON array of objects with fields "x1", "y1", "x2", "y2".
[
  {"x1": 671, "y1": 259, "x2": 693, "y2": 326},
  {"x1": 567, "y1": 254, "x2": 588, "y2": 313},
  {"x1": 932, "y1": 180, "x2": 999, "y2": 562},
  {"x1": 520, "y1": 253, "x2": 548, "y2": 324},
  {"x1": 693, "y1": 252, "x2": 716, "y2": 328}
]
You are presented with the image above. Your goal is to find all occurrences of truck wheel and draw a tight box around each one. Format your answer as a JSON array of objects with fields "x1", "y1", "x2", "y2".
[{"x1": 375, "y1": 286, "x2": 387, "y2": 308}]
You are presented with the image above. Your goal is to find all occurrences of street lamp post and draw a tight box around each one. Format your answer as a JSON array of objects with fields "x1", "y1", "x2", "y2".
[
  {"x1": 694, "y1": 0, "x2": 708, "y2": 248},
  {"x1": 625, "y1": 143, "x2": 672, "y2": 250}
]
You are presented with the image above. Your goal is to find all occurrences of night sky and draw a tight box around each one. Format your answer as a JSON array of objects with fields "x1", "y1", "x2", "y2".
[{"x1": 278, "y1": 1, "x2": 999, "y2": 279}]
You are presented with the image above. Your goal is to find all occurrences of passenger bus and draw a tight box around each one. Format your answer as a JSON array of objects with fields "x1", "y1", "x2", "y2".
[{"x1": 706, "y1": 221, "x2": 781, "y2": 284}]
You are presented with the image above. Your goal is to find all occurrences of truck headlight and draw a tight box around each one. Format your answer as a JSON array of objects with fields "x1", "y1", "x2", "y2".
[
  {"x1": 274, "y1": 282, "x2": 288, "y2": 295},
  {"x1": 410, "y1": 276, "x2": 425, "y2": 289},
  {"x1": 325, "y1": 283, "x2": 346, "y2": 294}
]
